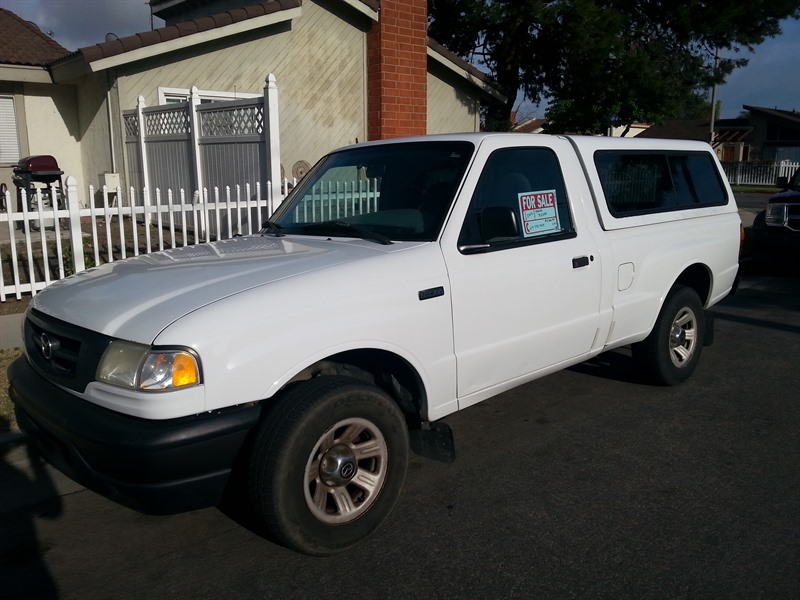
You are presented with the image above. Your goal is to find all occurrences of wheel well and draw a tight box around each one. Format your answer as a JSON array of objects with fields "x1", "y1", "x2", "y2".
[
  {"x1": 282, "y1": 349, "x2": 427, "y2": 424},
  {"x1": 674, "y1": 263, "x2": 712, "y2": 306}
]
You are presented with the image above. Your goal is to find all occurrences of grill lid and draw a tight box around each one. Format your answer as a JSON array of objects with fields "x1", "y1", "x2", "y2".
[{"x1": 13, "y1": 155, "x2": 63, "y2": 176}]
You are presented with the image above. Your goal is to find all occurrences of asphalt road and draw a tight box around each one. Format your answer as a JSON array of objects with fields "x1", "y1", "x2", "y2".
[
  {"x1": 1, "y1": 264, "x2": 798, "y2": 599},
  {"x1": 735, "y1": 191, "x2": 772, "y2": 212}
]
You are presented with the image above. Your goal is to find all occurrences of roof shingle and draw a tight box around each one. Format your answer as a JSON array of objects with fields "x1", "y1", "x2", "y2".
[
  {"x1": 75, "y1": 0, "x2": 302, "y2": 63},
  {"x1": 0, "y1": 8, "x2": 71, "y2": 66}
]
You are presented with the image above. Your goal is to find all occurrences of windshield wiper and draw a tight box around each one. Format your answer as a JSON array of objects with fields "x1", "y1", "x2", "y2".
[
  {"x1": 301, "y1": 221, "x2": 393, "y2": 245},
  {"x1": 259, "y1": 220, "x2": 285, "y2": 237}
]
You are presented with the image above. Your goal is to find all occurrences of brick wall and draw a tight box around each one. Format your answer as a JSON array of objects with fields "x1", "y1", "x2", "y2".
[{"x1": 366, "y1": 0, "x2": 428, "y2": 140}]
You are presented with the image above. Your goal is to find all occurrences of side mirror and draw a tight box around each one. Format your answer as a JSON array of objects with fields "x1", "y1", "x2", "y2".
[{"x1": 481, "y1": 206, "x2": 519, "y2": 241}]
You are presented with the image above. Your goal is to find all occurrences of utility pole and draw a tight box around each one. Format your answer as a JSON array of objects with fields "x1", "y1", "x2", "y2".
[{"x1": 709, "y1": 47, "x2": 720, "y2": 144}]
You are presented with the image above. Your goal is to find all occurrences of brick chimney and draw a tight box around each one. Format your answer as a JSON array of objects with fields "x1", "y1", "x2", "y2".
[{"x1": 367, "y1": 0, "x2": 428, "y2": 140}]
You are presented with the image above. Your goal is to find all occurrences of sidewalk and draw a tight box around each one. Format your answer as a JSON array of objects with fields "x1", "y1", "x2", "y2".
[{"x1": 0, "y1": 311, "x2": 24, "y2": 350}]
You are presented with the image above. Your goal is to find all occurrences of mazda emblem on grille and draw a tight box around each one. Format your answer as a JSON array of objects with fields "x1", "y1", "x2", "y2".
[{"x1": 39, "y1": 333, "x2": 59, "y2": 360}]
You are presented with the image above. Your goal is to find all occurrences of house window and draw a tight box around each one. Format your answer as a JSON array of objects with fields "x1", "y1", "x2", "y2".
[
  {"x1": 157, "y1": 87, "x2": 260, "y2": 105},
  {"x1": 0, "y1": 95, "x2": 20, "y2": 165}
]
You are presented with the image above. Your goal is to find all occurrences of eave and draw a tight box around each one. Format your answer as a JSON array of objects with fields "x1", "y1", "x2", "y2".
[
  {"x1": 50, "y1": 6, "x2": 302, "y2": 82},
  {"x1": 0, "y1": 64, "x2": 52, "y2": 84}
]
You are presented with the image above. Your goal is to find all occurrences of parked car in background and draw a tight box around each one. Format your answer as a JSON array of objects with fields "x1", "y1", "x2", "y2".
[{"x1": 751, "y1": 168, "x2": 800, "y2": 262}]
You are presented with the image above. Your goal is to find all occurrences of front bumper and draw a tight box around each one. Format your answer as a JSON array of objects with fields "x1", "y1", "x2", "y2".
[
  {"x1": 8, "y1": 356, "x2": 261, "y2": 514},
  {"x1": 750, "y1": 221, "x2": 800, "y2": 260}
]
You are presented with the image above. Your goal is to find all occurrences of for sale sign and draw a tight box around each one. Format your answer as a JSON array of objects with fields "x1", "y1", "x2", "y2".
[{"x1": 518, "y1": 189, "x2": 560, "y2": 238}]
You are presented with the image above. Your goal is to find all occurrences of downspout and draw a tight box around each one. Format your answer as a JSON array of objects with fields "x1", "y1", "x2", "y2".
[{"x1": 106, "y1": 72, "x2": 117, "y2": 173}]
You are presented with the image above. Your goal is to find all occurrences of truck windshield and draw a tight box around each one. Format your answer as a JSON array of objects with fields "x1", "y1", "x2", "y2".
[{"x1": 271, "y1": 141, "x2": 474, "y2": 242}]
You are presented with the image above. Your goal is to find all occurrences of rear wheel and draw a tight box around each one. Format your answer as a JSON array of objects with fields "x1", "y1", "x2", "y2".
[
  {"x1": 248, "y1": 376, "x2": 409, "y2": 555},
  {"x1": 633, "y1": 285, "x2": 705, "y2": 385}
]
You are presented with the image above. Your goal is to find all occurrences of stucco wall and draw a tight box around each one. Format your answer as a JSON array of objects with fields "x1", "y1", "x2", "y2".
[
  {"x1": 19, "y1": 82, "x2": 82, "y2": 188},
  {"x1": 115, "y1": 1, "x2": 368, "y2": 185},
  {"x1": 74, "y1": 74, "x2": 118, "y2": 199},
  {"x1": 426, "y1": 64, "x2": 480, "y2": 135}
]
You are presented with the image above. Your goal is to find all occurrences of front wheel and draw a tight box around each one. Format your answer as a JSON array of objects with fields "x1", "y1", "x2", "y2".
[
  {"x1": 633, "y1": 285, "x2": 705, "y2": 386},
  {"x1": 248, "y1": 376, "x2": 409, "y2": 555}
]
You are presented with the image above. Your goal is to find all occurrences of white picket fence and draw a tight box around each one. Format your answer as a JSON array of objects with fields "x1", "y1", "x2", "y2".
[
  {"x1": 0, "y1": 176, "x2": 286, "y2": 301},
  {"x1": 721, "y1": 160, "x2": 799, "y2": 186}
]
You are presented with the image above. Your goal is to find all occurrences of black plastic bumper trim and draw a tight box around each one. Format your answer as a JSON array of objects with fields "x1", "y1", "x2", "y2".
[{"x1": 8, "y1": 357, "x2": 261, "y2": 514}]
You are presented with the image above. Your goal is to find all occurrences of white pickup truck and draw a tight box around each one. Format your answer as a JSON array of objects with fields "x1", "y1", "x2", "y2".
[{"x1": 9, "y1": 133, "x2": 740, "y2": 555}]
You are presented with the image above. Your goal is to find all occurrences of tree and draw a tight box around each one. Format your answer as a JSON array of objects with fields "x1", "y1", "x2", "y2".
[{"x1": 428, "y1": 0, "x2": 800, "y2": 133}]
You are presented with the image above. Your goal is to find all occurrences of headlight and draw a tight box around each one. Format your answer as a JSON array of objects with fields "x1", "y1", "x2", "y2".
[
  {"x1": 97, "y1": 341, "x2": 201, "y2": 391},
  {"x1": 765, "y1": 203, "x2": 787, "y2": 226}
]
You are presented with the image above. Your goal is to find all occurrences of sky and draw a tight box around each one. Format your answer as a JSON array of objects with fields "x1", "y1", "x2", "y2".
[{"x1": 1, "y1": 0, "x2": 798, "y2": 119}]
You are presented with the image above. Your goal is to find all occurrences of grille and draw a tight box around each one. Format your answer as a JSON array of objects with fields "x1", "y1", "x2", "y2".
[{"x1": 25, "y1": 310, "x2": 113, "y2": 393}]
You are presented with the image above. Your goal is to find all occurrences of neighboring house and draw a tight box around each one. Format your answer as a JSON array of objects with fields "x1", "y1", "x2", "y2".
[
  {"x1": 512, "y1": 118, "x2": 547, "y2": 134},
  {"x1": 638, "y1": 106, "x2": 800, "y2": 163},
  {"x1": 1, "y1": 0, "x2": 503, "y2": 203},
  {"x1": 742, "y1": 105, "x2": 800, "y2": 163},
  {"x1": 512, "y1": 117, "x2": 650, "y2": 137},
  {"x1": 0, "y1": 9, "x2": 73, "y2": 188},
  {"x1": 606, "y1": 123, "x2": 650, "y2": 138}
]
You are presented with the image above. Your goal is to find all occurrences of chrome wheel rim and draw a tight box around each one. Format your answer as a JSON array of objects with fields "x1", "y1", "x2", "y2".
[
  {"x1": 669, "y1": 306, "x2": 698, "y2": 368},
  {"x1": 304, "y1": 417, "x2": 388, "y2": 525}
]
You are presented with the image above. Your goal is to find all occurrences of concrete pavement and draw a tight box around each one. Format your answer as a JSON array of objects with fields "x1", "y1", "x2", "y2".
[
  {"x1": 0, "y1": 432, "x2": 86, "y2": 514},
  {"x1": 0, "y1": 311, "x2": 24, "y2": 350}
]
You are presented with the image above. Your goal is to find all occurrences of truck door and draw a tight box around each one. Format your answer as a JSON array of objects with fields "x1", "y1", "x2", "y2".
[{"x1": 440, "y1": 138, "x2": 602, "y2": 406}]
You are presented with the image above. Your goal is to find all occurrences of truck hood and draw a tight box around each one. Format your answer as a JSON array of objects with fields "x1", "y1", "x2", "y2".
[
  {"x1": 771, "y1": 189, "x2": 800, "y2": 202},
  {"x1": 30, "y1": 235, "x2": 410, "y2": 343}
]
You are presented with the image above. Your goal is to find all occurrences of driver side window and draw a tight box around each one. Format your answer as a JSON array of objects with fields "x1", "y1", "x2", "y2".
[{"x1": 458, "y1": 147, "x2": 574, "y2": 251}]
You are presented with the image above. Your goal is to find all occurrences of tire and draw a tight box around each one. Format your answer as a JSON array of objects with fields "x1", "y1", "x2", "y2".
[
  {"x1": 248, "y1": 376, "x2": 409, "y2": 555},
  {"x1": 633, "y1": 285, "x2": 705, "y2": 386}
]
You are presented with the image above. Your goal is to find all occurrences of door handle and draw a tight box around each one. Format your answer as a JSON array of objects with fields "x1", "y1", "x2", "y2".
[{"x1": 572, "y1": 256, "x2": 590, "y2": 268}]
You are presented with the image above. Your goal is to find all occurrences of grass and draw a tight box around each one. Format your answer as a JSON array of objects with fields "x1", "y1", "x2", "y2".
[
  {"x1": 731, "y1": 184, "x2": 780, "y2": 194},
  {"x1": 0, "y1": 348, "x2": 23, "y2": 433}
]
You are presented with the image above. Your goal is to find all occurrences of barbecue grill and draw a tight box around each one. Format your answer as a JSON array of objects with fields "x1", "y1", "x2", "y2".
[
  {"x1": 13, "y1": 154, "x2": 64, "y2": 207},
  {"x1": 0, "y1": 155, "x2": 65, "y2": 227}
]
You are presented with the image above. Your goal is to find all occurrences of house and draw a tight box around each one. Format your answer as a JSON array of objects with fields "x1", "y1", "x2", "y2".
[
  {"x1": 637, "y1": 106, "x2": 800, "y2": 163},
  {"x1": 512, "y1": 118, "x2": 547, "y2": 134},
  {"x1": 742, "y1": 105, "x2": 800, "y2": 163},
  {"x1": 511, "y1": 116, "x2": 650, "y2": 137},
  {"x1": 1, "y1": 0, "x2": 503, "y2": 203},
  {"x1": 0, "y1": 10, "x2": 73, "y2": 188}
]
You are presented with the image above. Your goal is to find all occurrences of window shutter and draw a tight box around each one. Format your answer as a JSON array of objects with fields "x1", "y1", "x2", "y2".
[{"x1": 0, "y1": 96, "x2": 21, "y2": 164}]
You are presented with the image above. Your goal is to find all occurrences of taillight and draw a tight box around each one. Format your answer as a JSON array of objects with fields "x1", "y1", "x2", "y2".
[{"x1": 739, "y1": 223, "x2": 745, "y2": 257}]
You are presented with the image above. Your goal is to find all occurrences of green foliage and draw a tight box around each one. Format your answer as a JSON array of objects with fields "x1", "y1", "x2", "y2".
[{"x1": 428, "y1": 0, "x2": 800, "y2": 132}]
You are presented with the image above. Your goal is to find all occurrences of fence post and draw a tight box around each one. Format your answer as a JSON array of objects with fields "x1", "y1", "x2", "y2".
[
  {"x1": 65, "y1": 176, "x2": 86, "y2": 273},
  {"x1": 263, "y1": 73, "x2": 282, "y2": 210},
  {"x1": 136, "y1": 95, "x2": 152, "y2": 226},
  {"x1": 189, "y1": 85, "x2": 204, "y2": 197}
]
